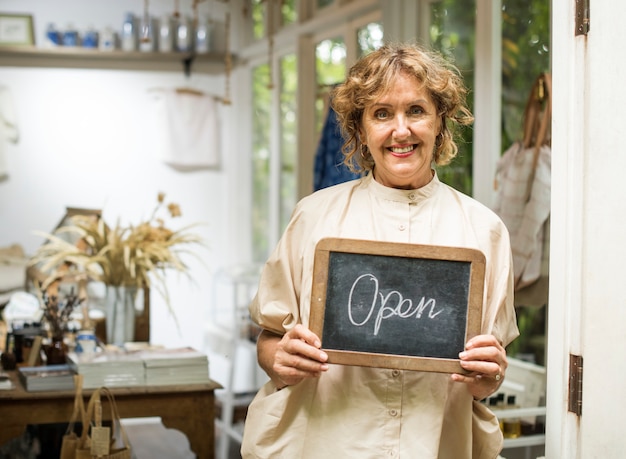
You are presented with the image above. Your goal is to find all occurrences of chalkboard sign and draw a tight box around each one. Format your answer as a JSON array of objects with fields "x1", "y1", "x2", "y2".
[{"x1": 309, "y1": 238, "x2": 485, "y2": 374}]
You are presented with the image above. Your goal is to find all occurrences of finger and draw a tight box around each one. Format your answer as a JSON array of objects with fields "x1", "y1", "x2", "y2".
[
  {"x1": 283, "y1": 337, "x2": 328, "y2": 364},
  {"x1": 458, "y1": 359, "x2": 502, "y2": 379},
  {"x1": 289, "y1": 324, "x2": 323, "y2": 349},
  {"x1": 460, "y1": 346, "x2": 503, "y2": 365},
  {"x1": 465, "y1": 334, "x2": 504, "y2": 351}
]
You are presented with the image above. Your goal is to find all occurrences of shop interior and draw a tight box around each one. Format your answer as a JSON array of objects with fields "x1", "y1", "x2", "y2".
[{"x1": 0, "y1": 1, "x2": 551, "y2": 458}]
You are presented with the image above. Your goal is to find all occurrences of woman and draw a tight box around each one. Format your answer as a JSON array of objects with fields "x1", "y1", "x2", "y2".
[{"x1": 241, "y1": 43, "x2": 518, "y2": 459}]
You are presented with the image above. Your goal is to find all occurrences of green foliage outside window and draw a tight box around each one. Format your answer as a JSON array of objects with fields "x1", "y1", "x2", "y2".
[
  {"x1": 280, "y1": 54, "x2": 298, "y2": 233},
  {"x1": 429, "y1": 0, "x2": 476, "y2": 197},
  {"x1": 252, "y1": 64, "x2": 271, "y2": 262},
  {"x1": 501, "y1": 1, "x2": 551, "y2": 151}
]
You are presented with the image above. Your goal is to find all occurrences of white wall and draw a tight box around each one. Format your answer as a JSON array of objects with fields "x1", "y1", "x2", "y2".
[{"x1": 0, "y1": 0, "x2": 250, "y2": 376}]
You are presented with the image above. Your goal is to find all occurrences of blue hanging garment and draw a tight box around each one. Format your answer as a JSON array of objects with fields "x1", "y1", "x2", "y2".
[{"x1": 313, "y1": 106, "x2": 360, "y2": 191}]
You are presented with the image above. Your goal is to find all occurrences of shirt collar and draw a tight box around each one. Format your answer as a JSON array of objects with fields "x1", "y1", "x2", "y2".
[{"x1": 363, "y1": 169, "x2": 440, "y2": 203}]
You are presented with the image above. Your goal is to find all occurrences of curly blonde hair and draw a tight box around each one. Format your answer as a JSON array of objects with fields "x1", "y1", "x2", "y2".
[{"x1": 331, "y1": 43, "x2": 474, "y2": 173}]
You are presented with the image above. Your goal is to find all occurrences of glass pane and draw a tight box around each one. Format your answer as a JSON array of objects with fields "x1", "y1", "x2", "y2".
[
  {"x1": 251, "y1": 63, "x2": 271, "y2": 262},
  {"x1": 282, "y1": 0, "x2": 297, "y2": 26},
  {"x1": 501, "y1": 0, "x2": 551, "y2": 153},
  {"x1": 357, "y1": 22, "x2": 384, "y2": 57},
  {"x1": 279, "y1": 54, "x2": 298, "y2": 233},
  {"x1": 315, "y1": 38, "x2": 346, "y2": 134},
  {"x1": 251, "y1": 0, "x2": 265, "y2": 40},
  {"x1": 501, "y1": 0, "x2": 550, "y2": 367},
  {"x1": 429, "y1": 0, "x2": 476, "y2": 196},
  {"x1": 317, "y1": 0, "x2": 334, "y2": 10}
]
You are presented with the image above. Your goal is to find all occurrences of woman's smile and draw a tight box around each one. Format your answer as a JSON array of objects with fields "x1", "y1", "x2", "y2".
[{"x1": 388, "y1": 144, "x2": 416, "y2": 156}]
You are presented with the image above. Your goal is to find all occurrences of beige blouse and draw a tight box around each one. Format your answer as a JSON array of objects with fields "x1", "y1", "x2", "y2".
[{"x1": 242, "y1": 173, "x2": 519, "y2": 459}]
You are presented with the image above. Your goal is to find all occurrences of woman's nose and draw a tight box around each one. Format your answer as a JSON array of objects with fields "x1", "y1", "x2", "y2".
[{"x1": 393, "y1": 116, "x2": 411, "y2": 138}]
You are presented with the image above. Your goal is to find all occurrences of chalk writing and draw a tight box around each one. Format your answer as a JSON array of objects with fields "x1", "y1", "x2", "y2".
[{"x1": 347, "y1": 273, "x2": 444, "y2": 335}]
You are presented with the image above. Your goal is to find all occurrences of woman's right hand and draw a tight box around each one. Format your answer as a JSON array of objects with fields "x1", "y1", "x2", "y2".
[{"x1": 258, "y1": 324, "x2": 329, "y2": 390}]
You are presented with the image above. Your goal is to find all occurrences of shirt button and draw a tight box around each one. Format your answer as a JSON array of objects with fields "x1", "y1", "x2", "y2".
[
  {"x1": 408, "y1": 192, "x2": 416, "y2": 200},
  {"x1": 392, "y1": 370, "x2": 400, "y2": 377},
  {"x1": 398, "y1": 224, "x2": 406, "y2": 231},
  {"x1": 389, "y1": 409, "x2": 398, "y2": 417}
]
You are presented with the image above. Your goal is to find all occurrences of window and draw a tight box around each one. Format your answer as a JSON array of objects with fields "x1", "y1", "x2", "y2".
[
  {"x1": 428, "y1": 0, "x2": 476, "y2": 196},
  {"x1": 501, "y1": 0, "x2": 551, "y2": 153},
  {"x1": 279, "y1": 54, "x2": 298, "y2": 234},
  {"x1": 315, "y1": 38, "x2": 346, "y2": 134},
  {"x1": 247, "y1": 2, "x2": 382, "y2": 262},
  {"x1": 251, "y1": 63, "x2": 272, "y2": 262}
]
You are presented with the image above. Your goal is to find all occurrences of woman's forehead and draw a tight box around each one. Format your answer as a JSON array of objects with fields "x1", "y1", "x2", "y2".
[{"x1": 371, "y1": 73, "x2": 432, "y2": 104}]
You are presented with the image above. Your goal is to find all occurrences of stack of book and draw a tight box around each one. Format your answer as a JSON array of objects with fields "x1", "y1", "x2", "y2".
[
  {"x1": 138, "y1": 347, "x2": 210, "y2": 386},
  {"x1": 18, "y1": 364, "x2": 75, "y2": 391},
  {"x1": 66, "y1": 351, "x2": 145, "y2": 389}
]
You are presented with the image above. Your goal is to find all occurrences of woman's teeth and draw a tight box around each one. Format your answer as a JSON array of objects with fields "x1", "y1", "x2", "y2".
[{"x1": 390, "y1": 145, "x2": 414, "y2": 153}]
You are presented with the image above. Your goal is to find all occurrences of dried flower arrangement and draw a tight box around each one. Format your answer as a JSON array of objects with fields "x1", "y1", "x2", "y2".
[
  {"x1": 29, "y1": 193, "x2": 205, "y2": 319},
  {"x1": 39, "y1": 289, "x2": 84, "y2": 340}
]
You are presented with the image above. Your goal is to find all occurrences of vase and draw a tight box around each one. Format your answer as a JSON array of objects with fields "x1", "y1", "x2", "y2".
[
  {"x1": 105, "y1": 285, "x2": 138, "y2": 345},
  {"x1": 45, "y1": 336, "x2": 67, "y2": 365}
]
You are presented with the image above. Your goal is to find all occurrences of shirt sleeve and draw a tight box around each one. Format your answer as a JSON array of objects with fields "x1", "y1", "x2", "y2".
[{"x1": 249, "y1": 203, "x2": 308, "y2": 335}]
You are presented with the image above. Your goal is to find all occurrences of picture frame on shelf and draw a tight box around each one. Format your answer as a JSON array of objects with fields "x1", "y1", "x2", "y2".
[{"x1": 0, "y1": 13, "x2": 35, "y2": 46}]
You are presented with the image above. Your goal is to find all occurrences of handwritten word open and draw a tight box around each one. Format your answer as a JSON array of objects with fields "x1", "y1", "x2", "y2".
[{"x1": 347, "y1": 273, "x2": 444, "y2": 335}]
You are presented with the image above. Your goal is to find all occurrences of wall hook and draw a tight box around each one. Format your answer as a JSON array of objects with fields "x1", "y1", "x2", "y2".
[{"x1": 183, "y1": 54, "x2": 196, "y2": 77}]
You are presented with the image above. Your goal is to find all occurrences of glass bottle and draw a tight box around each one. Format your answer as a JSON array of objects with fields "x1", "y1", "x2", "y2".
[
  {"x1": 195, "y1": 16, "x2": 211, "y2": 54},
  {"x1": 175, "y1": 15, "x2": 191, "y2": 52},
  {"x1": 502, "y1": 394, "x2": 522, "y2": 439},
  {"x1": 158, "y1": 14, "x2": 173, "y2": 52},
  {"x1": 139, "y1": 12, "x2": 154, "y2": 52},
  {"x1": 121, "y1": 12, "x2": 137, "y2": 51}
]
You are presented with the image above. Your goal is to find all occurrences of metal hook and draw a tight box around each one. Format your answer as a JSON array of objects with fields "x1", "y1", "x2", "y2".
[{"x1": 183, "y1": 55, "x2": 195, "y2": 78}]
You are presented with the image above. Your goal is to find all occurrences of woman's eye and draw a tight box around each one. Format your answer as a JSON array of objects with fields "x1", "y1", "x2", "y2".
[
  {"x1": 409, "y1": 106, "x2": 424, "y2": 116},
  {"x1": 374, "y1": 110, "x2": 389, "y2": 120}
]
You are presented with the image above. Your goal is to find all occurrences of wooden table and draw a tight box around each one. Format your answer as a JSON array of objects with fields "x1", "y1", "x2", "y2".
[{"x1": 0, "y1": 371, "x2": 222, "y2": 459}]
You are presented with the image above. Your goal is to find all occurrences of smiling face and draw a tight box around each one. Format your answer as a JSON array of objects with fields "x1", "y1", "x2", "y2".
[{"x1": 360, "y1": 72, "x2": 441, "y2": 190}]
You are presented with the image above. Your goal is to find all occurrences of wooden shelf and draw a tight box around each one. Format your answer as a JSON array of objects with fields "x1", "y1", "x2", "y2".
[{"x1": 0, "y1": 45, "x2": 232, "y2": 74}]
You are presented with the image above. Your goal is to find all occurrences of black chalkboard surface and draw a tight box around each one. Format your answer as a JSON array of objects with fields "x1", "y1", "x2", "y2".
[{"x1": 309, "y1": 238, "x2": 485, "y2": 373}]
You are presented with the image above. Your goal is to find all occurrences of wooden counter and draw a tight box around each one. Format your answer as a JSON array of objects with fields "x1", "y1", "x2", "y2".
[{"x1": 0, "y1": 371, "x2": 221, "y2": 459}]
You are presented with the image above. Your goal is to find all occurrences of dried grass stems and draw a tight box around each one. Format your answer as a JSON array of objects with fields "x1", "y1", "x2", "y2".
[
  {"x1": 29, "y1": 193, "x2": 206, "y2": 322},
  {"x1": 39, "y1": 289, "x2": 83, "y2": 339}
]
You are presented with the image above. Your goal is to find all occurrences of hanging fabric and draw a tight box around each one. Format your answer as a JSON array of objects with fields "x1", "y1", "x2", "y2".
[
  {"x1": 151, "y1": 88, "x2": 221, "y2": 170},
  {"x1": 313, "y1": 103, "x2": 360, "y2": 191},
  {"x1": 493, "y1": 73, "x2": 552, "y2": 297}
]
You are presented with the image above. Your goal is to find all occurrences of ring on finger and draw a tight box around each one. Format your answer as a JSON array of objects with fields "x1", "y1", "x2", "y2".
[{"x1": 494, "y1": 373, "x2": 501, "y2": 381}]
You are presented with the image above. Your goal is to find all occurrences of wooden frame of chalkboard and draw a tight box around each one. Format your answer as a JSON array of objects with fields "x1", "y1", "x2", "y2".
[{"x1": 309, "y1": 238, "x2": 485, "y2": 374}]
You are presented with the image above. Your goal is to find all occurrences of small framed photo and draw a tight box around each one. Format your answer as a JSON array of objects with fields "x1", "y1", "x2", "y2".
[{"x1": 0, "y1": 14, "x2": 35, "y2": 46}]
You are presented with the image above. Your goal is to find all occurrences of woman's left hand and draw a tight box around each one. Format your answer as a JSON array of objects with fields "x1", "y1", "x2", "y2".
[{"x1": 451, "y1": 334, "x2": 508, "y2": 401}]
